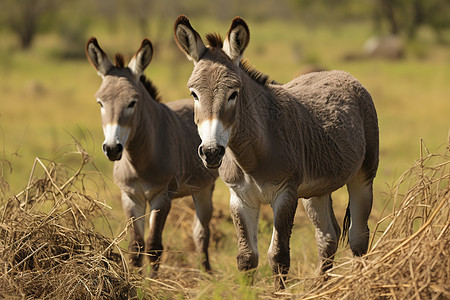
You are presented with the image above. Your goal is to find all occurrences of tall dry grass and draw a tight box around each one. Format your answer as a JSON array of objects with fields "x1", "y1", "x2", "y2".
[
  {"x1": 0, "y1": 138, "x2": 448, "y2": 299},
  {"x1": 0, "y1": 141, "x2": 223, "y2": 299},
  {"x1": 0, "y1": 142, "x2": 141, "y2": 299},
  {"x1": 284, "y1": 139, "x2": 449, "y2": 299}
]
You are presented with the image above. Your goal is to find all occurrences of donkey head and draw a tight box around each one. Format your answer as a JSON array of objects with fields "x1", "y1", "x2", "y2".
[
  {"x1": 174, "y1": 15, "x2": 250, "y2": 169},
  {"x1": 86, "y1": 38, "x2": 153, "y2": 161}
]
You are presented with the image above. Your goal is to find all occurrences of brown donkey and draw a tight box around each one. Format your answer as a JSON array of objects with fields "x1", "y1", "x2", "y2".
[
  {"x1": 174, "y1": 16, "x2": 379, "y2": 290},
  {"x1": 86, "y1": 38, "x2": 218, "y2": 274}
]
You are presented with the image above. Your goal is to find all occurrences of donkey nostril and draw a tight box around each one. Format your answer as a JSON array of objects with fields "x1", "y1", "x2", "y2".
[
  {"x1": 202, "y1": 146, "x2": 225, "y2": 161},
  {"x1": 116, "y1": 143, "x2": 123, "y2": 153},
  {"x1": 198, "y1": 146, "x2": 205, "y2": 158},
  {"x1": 103, "y1": 143, "x2": 123, "y2": 160},
  {"x1": 200, "y1": 146, "x2": 225, "y2": 168},
  {"x1": 218, "y1": 146, "x2": 225, "y2": 157}
]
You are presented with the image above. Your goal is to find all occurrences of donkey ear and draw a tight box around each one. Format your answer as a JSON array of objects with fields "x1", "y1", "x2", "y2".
[
  {"x1": 128, "y1": 39, "x2": 153, "y2": 78},
  {"x1": 86, "y1": 37, "x2": 113, "y2": 77},
  {"x1": 223, "y1": 17, "x2": 250, "y2": 65},
  {"x1": 174, "y1": 15, "x2": 206, "y2": 63}
]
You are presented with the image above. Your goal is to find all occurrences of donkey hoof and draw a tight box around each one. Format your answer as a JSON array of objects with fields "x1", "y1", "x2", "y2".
[{"x1": 274, "y1": 279, "x2": 286, "y2": 291}]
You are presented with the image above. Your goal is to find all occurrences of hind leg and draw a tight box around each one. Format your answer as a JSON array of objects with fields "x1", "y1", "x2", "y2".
[
  {"x1": 192, "y1": 184, "x2": 214, "y2": 271},
  {"x1": 302, "y1": 195, "x2": 341, "y2": 274},
  {"x1": 346, "y1": 172, "x2": 374, "y2": 256}
]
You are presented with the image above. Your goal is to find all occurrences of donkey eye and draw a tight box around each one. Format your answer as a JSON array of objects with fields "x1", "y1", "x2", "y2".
[
  {"x1": 228, "y1": 91, "x2": 238, "y2": 101},
  {"x1": 190, "y1": 91, "x2": 199, "y2": 101},
  {"x1": 97, "y1": 101, "x2": 104, "y2": 108},
  {"x1": 128, "y1": 101, "x2": 137, "y2": 109}
]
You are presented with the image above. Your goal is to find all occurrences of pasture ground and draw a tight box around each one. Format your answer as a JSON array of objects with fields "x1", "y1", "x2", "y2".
[{"x1": 0, "y1": 18, "x2": 449, "y2": 298}]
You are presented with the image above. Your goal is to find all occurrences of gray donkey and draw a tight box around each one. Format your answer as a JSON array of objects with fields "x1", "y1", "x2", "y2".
[
  {"x1": 174, "y1": 16, "x2": 379, "y2": 289},
  {"x1": 86, "y1": 38, "x2": 218, "y2": 274}
]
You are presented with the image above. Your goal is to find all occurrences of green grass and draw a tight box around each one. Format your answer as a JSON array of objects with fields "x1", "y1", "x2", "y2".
[{"x1": 0, "y1": 16, "x2": 449, "y2": 296}]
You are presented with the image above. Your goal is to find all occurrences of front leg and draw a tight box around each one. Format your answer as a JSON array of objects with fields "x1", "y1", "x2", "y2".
[
  {"x1": 121, "y1": 191, "x2": 146, "y2": 268},
  {"x1": 229, "y1": 189, "x2": 260, "y2": 280},
  {"x1": 146, "y1": 192, "x2": 171, "y2": 276},
  {"x1": 267, "y1": 187, "x2": 298, "y2": 290}
]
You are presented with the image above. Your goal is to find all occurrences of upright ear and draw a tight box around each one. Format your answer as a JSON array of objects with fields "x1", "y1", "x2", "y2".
[
  {"x1": 86, "y1": 37, "x2": 113, "y2": 77},
  {"x1": 223, "y1": 17, "x2": 250, "y2": 65},
  {"x1": 128, "y1": 39, "x2": 153, "y2": 78},
  {"x1": 174, "y1": 15, "x2": 206, "y2": 63}
]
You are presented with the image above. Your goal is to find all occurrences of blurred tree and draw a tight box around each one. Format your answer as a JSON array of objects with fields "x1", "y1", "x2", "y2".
[
  {"x1": 378, "y1": 0, "x2": 399, "y2": 34},
  {"x1": 425, "y1": 0, "x2": 450, "y2": 43},
  {"x1": 374, "y1": 0, "x2": 450, "y2": 41},
  {"x1": 407, "y1": 0, "x2": 425, "y2": 39},
  {"x1": 93, "y1": 0, "x2": 120, "y2": 32},
  {"x1": 121, "y1": 0, "x2": 181, "y2": 46},
  {"x1": 123, "y1": 0, "x2": 152, "y2": 37},
  {"x1": 1, "y1": 0, "x2": 58, "y2": 49},
  {"x1": 56, "y1": 0, "x2": 92, "y2": 58},
  {"x1": 291, "y1": 0, "x2": 372, "y2": 27},
  {"x1": 291, "y1": 0, "x2": 449, "y2": 42}
]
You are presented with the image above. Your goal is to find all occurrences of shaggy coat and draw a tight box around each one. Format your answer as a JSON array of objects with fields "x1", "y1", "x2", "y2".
[
  {"x1": 174, "y1": 16, "x2": 379, "y2": 290},
  {"x1": 86, "y1": 38, "x2": 218, "y2": 273}
]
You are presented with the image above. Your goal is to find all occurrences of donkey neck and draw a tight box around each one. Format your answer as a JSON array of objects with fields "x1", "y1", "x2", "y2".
[
  {"x1": 123, "y1": 88, "x2": 163, "y2": 168},
  {"x1": 226, "y1": 71, "x2": 273, "y2": 174}
]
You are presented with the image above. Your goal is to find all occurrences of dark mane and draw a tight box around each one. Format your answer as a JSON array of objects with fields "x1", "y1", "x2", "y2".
[
  {"x1": 140, "y1": 75, "x2": 161, "y2": 102},
  {"x1": 204, "y1": 35, "x2": 278, "y2": 86},
  {"x1": 239, "y1": 59, "x2": 279, "y2": 86},
  {"x1": 113, "y1": 52, "x2": 160, "y2": 102},
  {"x1": 205, "y1": 33, "x2": 223, "y2": 48},
  {"x1": 114, "y1": 53, "x2": 125, "y2": 68}
]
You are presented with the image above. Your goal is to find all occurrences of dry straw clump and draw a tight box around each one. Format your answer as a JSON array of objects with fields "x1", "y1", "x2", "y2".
[
  {"x1": 291, "y1": 140, "x2": 449, "y2": 299},
  {"x1": 0, "y1": 140, "x2": 225, "y2": 299},
  {"x1": 1, "y1": 136, "x2": 449, "y2": 299},
  {"x1": 0, "y1": 143, "x2": 143, "y2": 299}
]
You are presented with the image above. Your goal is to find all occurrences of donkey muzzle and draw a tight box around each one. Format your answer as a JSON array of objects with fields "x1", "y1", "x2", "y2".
[
  {"x1": 103, "y1": 142, "x2": 123, "y2": 161},
  {"x1": 198, "y1": 145, "x2": 225, "y2": 169}
]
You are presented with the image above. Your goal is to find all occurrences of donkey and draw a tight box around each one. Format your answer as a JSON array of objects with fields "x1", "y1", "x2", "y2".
[
  {"x1": 86, "y1": 37, "x2": 218, "y2": 274},
  {"x1": 174, "y1": 16, "x2": 379, "y2": 290}
]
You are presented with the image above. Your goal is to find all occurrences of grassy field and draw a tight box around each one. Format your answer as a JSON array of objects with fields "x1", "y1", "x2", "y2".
[{"x1": 0, "y1": 16, "x2": 449, "y2": 298}]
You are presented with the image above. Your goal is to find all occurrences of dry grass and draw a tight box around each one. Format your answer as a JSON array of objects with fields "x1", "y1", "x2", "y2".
[
  {"x1": 282, "y1": 139, "x2": 450, "y2": 299},
  {"x1": 0, "y1": 138, "x2": 449, "y2": 299},
  {"x1": 0, "y1": 141, "x2": 228, "y2": 299},
  {"x1": 0, "y1": 142, "x2": 142, "y2": 299}
]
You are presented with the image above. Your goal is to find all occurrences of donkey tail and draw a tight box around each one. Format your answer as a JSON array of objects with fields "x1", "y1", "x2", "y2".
[{"x1": 340, "y1": 204, "x2": 351, "y2": 245}]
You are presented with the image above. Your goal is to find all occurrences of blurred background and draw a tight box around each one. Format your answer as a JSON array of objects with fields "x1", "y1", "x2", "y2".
[{"x1": 0, "y1": 0, "x2": 449, "y2": 281}]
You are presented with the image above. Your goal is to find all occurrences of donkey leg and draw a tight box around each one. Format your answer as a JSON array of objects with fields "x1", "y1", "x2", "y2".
[
  {"x1": 146, "y1": 192, "x2": 171, "y2": 276},
  {"x1": 346, "y1": 173, "x2": 374, "y2": 256},
  {"x1": 192, "y1": 184, "x2": 214, "y2": 271},
  {"x1": 267, "y1": 188, "x2": 298, "y2": 291},
  {"x1": 302, "y1": 195, "x2": 341, "y2": 274},
  {"x1": 121, "y1": 191, "x2": 146, "y2": 268},
  {"x1": 229, "y1": 190, "x2": 260, "y2": 281}
]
